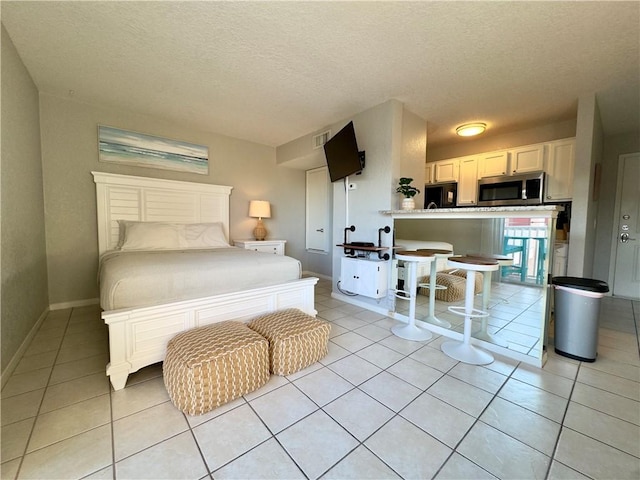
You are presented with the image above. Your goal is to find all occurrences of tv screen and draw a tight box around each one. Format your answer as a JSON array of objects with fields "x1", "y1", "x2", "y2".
[{"x1": 323, "y1": 121, "x2": 363, "y2": 182}]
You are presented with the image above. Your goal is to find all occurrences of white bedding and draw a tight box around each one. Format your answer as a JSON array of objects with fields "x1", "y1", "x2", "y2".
[{"x1": 99, "y1": 247, "x2": 302, "y2": 310}]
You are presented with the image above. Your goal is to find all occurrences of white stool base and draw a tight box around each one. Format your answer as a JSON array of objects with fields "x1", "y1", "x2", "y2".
[
  {"x1": 441, "y1": 340, "x2": 494, "y2": 365},
  {"x1": 392, "y1": 323, "x2": 433, "y2": 342}
]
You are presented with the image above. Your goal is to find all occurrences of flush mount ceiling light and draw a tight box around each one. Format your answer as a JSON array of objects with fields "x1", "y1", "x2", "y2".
[{"x1": 456, "y1": 123, "x2": 487, "y2": 137}]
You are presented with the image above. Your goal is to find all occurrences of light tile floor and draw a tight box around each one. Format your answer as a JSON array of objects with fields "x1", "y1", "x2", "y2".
[
  {"x1": 400, "y1": 280, "x2": 545, "y2": 358},
  {"x1": 1, "y1": 278, "x2": 639, "y2": 479}
]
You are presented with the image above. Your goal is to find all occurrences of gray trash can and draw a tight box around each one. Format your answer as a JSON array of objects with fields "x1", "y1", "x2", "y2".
[{"x1": 552, "y1": 276, "x2": 609, "y2": 362}]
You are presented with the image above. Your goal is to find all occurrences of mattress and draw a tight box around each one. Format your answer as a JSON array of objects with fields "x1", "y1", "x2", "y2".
[{"x1": 99, "y1": 247, "x2": 302, "y2": 311}]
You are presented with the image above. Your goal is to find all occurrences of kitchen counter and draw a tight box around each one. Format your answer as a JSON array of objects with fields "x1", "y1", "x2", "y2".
[{"x1": 381, "y1": 205, "x2": 561, "y2": 219}]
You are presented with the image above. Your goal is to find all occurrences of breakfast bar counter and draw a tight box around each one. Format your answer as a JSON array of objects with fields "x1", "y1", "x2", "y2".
[
  {"x1": 381, "y1": 205, "x2": 563, "y2": 367},
  {"x1": 381, "y1": 205, "x2": 561, "y2": 219}
]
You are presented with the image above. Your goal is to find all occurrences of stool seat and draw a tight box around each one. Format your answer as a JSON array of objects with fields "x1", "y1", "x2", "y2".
[
  {"x1": 417, "y1": 248, "x2": 453, "y2": 256},
  {"x1": 393, "y1": 251, "x2": 434, "y2": 341},
  {"x1": 396, "y1": 250, "x2": 435, "y2": 262},
  {"x1": 441, "y1": 257, "x2": 498, "y2": 365},
  {"x1": 467, "y1": 253, "x2": 513, "y2": 266},
  {"x1": 448, "y1": 256, "x2": 499, "y2": 270}
]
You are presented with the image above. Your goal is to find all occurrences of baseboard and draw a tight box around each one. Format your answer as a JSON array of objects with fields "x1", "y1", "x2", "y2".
[
  {"x1": 49, "y1": 298, "x2": 100, "y2": 311},
  {"x1": 1, "y1": 306, "x2": 49, "y2": 389},
  {"x1": 302, "y1": 271, "x2": 332, "y2": 282}
]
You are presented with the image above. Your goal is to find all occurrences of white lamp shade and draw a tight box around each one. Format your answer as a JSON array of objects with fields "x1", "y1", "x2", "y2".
[{"x1": 249, "y1": 200, "x2": 271, "y2": 219}]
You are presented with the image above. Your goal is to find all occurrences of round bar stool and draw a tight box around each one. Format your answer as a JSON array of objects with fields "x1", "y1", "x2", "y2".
[
  {"x1": 441, "y1": 256, "x2": 498, "y2": 365},
  {"x1": 467, "y1": 253, "x2": 513, "y2": 347},
  {"x1": 393, "y1": 250, "x2": 435, "y2": 341},
  {"x1": 417, "y1": 249, "x2": 453, "y2": 329}
]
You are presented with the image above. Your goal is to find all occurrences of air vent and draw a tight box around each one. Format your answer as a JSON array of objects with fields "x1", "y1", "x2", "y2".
[{"x1": 313, "y1": 130, "x2": 330, "y2": 149}]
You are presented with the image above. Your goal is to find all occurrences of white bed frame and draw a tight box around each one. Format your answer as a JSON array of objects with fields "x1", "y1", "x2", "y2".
[{"x1": 92, "y1": 172, "x2": 317, "y2": 390}]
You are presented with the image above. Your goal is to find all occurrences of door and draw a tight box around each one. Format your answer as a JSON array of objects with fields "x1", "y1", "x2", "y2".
[
  {"x1": 306, "y1": 166, "x2": 330, "y2": 252},
  {"x1": 612, "y1": 153, "x2": 640, "y2": 299}
]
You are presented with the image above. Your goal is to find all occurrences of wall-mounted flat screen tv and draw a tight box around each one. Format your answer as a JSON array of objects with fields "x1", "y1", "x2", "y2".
[{"x1": 323, "y1": 121, "x2": 365, "y2": 182}]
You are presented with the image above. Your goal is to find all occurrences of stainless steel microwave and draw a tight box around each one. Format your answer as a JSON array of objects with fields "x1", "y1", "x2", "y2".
[{"x1": 477, "y1": 172, "x2": 545, "y2": 206}]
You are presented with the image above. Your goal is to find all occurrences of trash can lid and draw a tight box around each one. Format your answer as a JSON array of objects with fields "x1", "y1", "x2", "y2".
[{"x1": 552, "y1": 276, "x2": 609, "y2": 293}]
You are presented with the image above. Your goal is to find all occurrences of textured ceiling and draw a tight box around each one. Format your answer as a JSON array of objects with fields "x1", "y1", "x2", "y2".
[{"x1": 2, "y1": 1, "x2": 639, "y2": 148}]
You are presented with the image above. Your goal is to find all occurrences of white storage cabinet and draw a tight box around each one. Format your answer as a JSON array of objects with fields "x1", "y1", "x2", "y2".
[{"x1": 340, "y1": 257, "x2": 389, "y2": 299}]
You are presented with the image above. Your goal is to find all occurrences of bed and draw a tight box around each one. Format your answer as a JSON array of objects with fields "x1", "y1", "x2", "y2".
[{"x1": 92, "y1": 172, "x2": 317, "y2": 390}]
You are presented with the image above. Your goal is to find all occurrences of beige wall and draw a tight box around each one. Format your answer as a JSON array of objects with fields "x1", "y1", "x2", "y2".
[
  {"x1": 39, "y1": 94, "x2": 306, "y2": 305},
  {"x1": 1, "y1": 25, "x2": 49, "y2": 373}
]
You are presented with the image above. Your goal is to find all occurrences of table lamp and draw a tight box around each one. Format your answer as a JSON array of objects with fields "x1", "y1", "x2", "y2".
[{"x1": 249, "y1": 200, "x2": 271, "y2": 241}]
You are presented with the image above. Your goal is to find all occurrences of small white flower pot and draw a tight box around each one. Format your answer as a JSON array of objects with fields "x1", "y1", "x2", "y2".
[{"x1": 401, "y1": 197, "x2": 415, "y2": 210}]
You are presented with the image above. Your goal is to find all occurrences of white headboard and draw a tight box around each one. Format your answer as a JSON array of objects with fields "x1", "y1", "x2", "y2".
[{"x1": 92, "y1": 172, "x2": 233, "y2": 255}]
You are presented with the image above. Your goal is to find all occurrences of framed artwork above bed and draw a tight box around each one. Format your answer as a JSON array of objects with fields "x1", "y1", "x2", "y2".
[{"x1": 98, "y1": 125, "x2": 209, "y2": 175}]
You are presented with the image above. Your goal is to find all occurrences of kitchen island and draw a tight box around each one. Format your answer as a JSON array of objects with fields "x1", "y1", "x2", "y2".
[{"x1": 381, "y1": 205, "x2": 562, "y2": 367}]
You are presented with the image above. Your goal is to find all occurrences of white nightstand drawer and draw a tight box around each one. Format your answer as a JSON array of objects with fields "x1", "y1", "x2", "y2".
[{"x1": 234, "y1": 240, "x2": 286, "y2": 255}]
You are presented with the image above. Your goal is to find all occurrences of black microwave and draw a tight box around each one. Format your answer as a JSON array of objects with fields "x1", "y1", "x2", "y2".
[
  {"x1": 477, "y1": 172, "x2": 545, "y2": 206},
  {"x1": 424, "y1": 182, "x2": 457, "y2": 208}
]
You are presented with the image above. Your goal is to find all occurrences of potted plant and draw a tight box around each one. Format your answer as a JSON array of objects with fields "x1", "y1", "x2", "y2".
[{"x1": 396, "y1": 177, "x2": 420, "y2": 210}]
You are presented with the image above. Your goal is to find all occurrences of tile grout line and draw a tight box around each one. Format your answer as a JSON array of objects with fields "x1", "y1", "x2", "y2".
[{"x1": 12, "y1": 307, "x2": 73, "y2": 480}]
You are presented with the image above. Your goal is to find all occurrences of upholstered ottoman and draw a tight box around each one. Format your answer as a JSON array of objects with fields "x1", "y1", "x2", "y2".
[
  {"x1": 163, "y1": 321, "x2": 269, "y2": 415},
  {"x1": 443, "y1": 268, "x2": 484, "y2": 294},
  {"x1": 419, "y1": 273, "x2": 467, "y2": 302},
  {"x1": 248, "y1": 309, "x2": 331, "y2": 376}
]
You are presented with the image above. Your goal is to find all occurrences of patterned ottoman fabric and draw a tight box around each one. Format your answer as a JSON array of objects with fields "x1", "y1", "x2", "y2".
[
  {"x1": 419, "y1": 269, "x2": 484, "y2": 303},
  {"x1": 163, "y1": 321, "x2": 269, "y2": 415},
  {"x1": 442, "y1": 268, "x2": 484, "y2": 294},
  {"x1": 248, "y1": 309, "x2": 331, "y2": 376},
  {"x1": 419, "y1": 273, "x2": 467, "y2": 303}
]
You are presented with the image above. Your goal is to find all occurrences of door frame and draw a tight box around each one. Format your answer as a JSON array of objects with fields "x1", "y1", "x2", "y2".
[{"x1": 607, "y1": 152, "x2": 640, "y2": 298}]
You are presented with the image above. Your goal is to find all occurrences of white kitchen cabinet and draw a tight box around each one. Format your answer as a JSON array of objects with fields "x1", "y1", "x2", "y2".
[
  {"x1": 425, "y1": 162, "x2": 435, "y2": 184},
  {"x1": 457, "y1": 156, "x2": 479, "y2": 206},
  {"x1": 544, "y1": 138, "x2": 575, "y2": 201},
  {"x1": 425, "y1": 159, "x2": 459, "y2": 184},
  {"x1": 479, "y1": 151, "x2": 509, "y2": 178},
  {"x1": 510, "y1": 144, "x2": 544, "y2": 174},
  {"x1": 434, "y1": 158, "x2": 459, "y2": 183},
  {"x1": 340, "y1": 257, "x2": 389, "y2": 299}
]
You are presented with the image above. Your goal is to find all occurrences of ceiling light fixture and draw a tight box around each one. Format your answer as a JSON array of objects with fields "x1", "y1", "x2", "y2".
[{"x1": 456, "y1": 123, "x2": 486, "y2": 137}]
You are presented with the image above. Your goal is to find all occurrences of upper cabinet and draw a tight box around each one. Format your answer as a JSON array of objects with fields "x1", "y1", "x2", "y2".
[
  {"x1": 457, "y1": 156, "x2": 479, "y2": 206},
  {"x1": 479, "y1": 151, "x2": 509, "y2": 178},
  {"x1": 425, "y1": 162, "x2": 434, "y2": 184},
  {"x1": 425, "y1": 158, "x2": 459, "y2": 184},
  {"x1": 435, "y1": 158, "x2": 459, "y2": 182},
  {"x1": 430, "y1": 136, "x2": 575, "y2": 204},
  {"x1": 509, "y1": 144, "x2": 545, "y2": 174},
  {"x1": 544, "y1": 138, "x2": 575, "y2": 202}
]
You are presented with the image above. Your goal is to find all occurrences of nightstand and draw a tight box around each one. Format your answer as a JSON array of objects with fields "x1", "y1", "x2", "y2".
[{"x1": 234, "y1": 239, "x2": 286, "y2": 255}]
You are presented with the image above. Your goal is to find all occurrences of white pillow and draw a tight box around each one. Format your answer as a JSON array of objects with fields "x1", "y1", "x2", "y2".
[
  {"x1": 120, "y1": 222, "x2": 183, "y2": 250},
  {"x1": 117, "y1": 221, "x2": 230, "y2": 251},
  {"x1": 182, "y1": 222, "x2": 230, "y2": 248}
]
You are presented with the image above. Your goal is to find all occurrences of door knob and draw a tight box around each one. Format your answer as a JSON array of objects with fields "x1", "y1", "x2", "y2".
[{"x1": 620, "y1": 233, "x2": 636, "y2": 243}]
